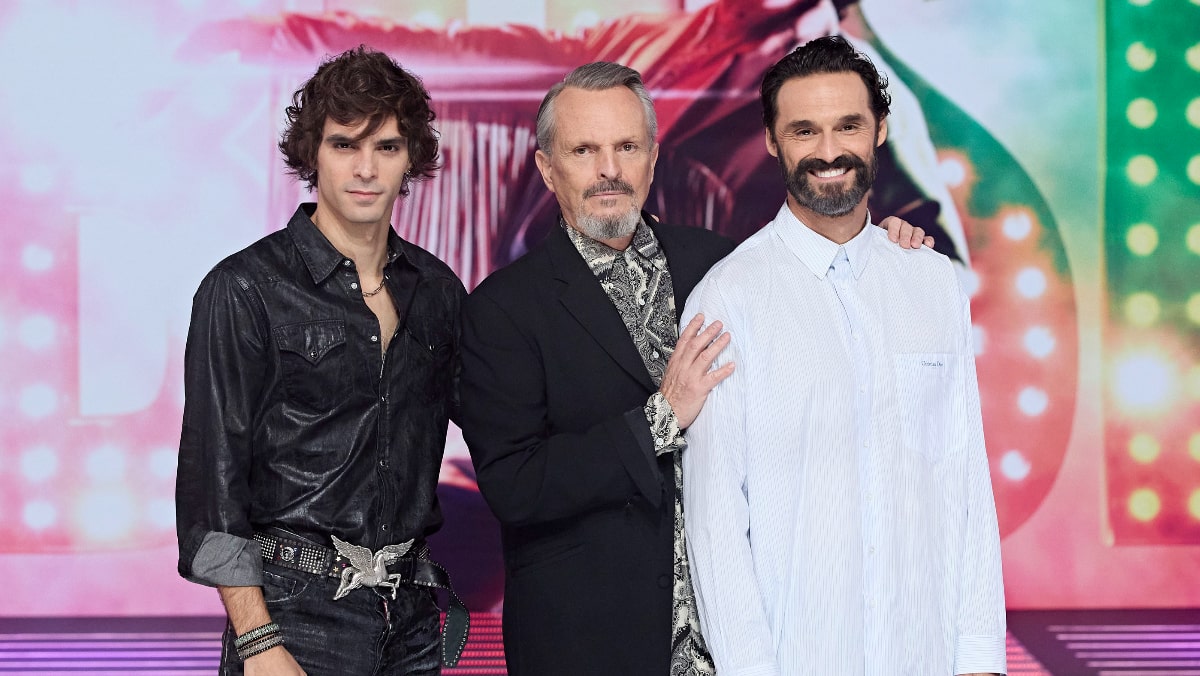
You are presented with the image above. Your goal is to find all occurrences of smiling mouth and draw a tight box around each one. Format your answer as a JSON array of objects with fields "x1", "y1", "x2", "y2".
[{"x1": 812, "y1": 167, "x2": 850, "y2": 179}]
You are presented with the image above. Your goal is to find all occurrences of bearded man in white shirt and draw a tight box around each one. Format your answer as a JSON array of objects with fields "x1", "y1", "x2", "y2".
[{"x1": 681, "y1": 35, "x2": 1007, "y2": 676}]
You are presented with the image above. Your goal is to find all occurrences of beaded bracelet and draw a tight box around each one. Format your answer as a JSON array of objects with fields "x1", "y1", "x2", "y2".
[{"x1": 234, "y1": 622, "x2": 279, "y2": 649}]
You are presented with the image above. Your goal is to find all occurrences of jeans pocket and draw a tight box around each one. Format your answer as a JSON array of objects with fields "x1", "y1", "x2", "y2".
[{"x1": 261, "y1": 568, "x2": 313, "y2": 606}]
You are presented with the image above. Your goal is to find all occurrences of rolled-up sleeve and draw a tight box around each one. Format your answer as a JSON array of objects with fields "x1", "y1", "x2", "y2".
[{"x1": 175, "y1": 267, "x2": 268, "y2": 587}]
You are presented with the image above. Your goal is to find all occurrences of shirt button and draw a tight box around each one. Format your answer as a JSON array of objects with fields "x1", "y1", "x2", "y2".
[
  {"x1": 350, "y1": 282, "x2": 359, "y2": 290},
  {"x1": 868, "y1": 546, "x2": 876, "y2": 555},
  {"x1": 657, "y1": 574, "x2": 671, "y2": 589},
  {"x1": 370, "y1": 335, "x2": 379, "y2": 343},
  {"x1": 343, "y1": 260, "x2": 353, "y2": 267},
  {"x1": 862, "y1": 441, "x2": 869, "y2": 448},
  {"x1": 380, "y1": 524, "x2": 389, "y2": 532},
  {"x1": 379, "y1": 459, "x2": 388, "y2": 468},
  {"x1": 651, "y1": 350, "x2": 660, "y2": 359}
]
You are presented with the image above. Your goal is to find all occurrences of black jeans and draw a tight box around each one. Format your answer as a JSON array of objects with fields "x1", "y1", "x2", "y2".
[{"x1": 220, "y1": 564, "x2": 442, "y2": 675}]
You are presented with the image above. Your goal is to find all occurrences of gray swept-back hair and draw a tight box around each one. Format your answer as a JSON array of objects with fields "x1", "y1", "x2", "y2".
[{"x1": 535, "y1": 62, "x2": 658, "y2": 153}]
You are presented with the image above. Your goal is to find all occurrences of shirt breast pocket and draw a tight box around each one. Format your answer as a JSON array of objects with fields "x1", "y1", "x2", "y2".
[
  {"x1": 273, "y1": 320, "x2": 350, "y2": 411},
  {"x1": 893, "y1": 353, "x2": 965, "y2": 465},
  {"x1": 403, "y1": 316, "x2": 454, "y2": 405}
]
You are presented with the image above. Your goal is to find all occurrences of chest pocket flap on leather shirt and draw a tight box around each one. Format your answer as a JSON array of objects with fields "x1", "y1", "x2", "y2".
[{"x1": 273, "y1": 320, "x2": 350, "y2": 411}]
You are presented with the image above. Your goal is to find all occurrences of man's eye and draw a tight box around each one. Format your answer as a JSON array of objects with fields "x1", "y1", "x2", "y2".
[
  {"x1": 380, "y1": 144, "x2": 399, "y2": 152},
  {"x1": 572, "y1": 147, "x2": 589, "y2": 156},
  {"x1": 334, "y1": 142, "x2": 353, "y2": 150},
  {"x1": 621, "y1": 143, "x2": 636, "y2": 152}
]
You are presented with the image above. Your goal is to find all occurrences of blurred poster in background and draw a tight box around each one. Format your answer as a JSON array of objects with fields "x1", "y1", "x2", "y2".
[{"x1": 0, "y1": 0, "x2": 1196, "y2": 617}]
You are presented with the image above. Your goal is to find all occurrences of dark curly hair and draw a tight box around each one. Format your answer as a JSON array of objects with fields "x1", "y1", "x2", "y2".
[
  {"x1": 279, "y1": 45, "x2": 439, "y2": 194},
  {"x1": 760, "y1": 35, "x2": 891, "y2": 136}
]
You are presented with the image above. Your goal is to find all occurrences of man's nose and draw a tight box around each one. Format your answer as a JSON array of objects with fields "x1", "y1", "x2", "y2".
[
  {"x1": 354, "y1": 151, "x2": 377, "y2": 180},
  {"x1": 814, "y1": 133, "x2": 841, "y2": 162},
  {"x1": 596, "y1": 148, "x2": 620, "y2": 179}
]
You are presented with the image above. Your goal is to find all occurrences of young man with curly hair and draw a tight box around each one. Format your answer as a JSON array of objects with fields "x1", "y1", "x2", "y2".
[{"x1": 176, "y1": 46, "x2": 466, "y2": 675}]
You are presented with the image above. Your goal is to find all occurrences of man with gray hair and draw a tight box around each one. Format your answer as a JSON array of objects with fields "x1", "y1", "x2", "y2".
[{"x1": 458, "y1": 61, "x2": 929, "y2": 675}]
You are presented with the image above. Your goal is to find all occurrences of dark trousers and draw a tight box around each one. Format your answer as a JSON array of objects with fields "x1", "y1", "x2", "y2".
[{"x1": 220, "y1": 563, "x2": 442, "y2": 675}]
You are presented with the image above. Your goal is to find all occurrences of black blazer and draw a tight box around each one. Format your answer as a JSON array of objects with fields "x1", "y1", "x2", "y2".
[{"x1": 459, "y1": 217, "x2": 734, "y2": 675}]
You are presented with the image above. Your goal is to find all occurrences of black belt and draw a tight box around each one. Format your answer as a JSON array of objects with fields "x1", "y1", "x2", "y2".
[{"x1": 253, "y1": 531, "x2": 470, "y2": 667}]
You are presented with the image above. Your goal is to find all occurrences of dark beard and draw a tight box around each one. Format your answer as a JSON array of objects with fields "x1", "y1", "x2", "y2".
[{"x1": 781, "y1": 152, "x2": 875, "y2": 218}]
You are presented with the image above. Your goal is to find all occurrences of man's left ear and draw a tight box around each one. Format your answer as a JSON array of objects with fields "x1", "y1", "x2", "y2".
[{"x1": 876, "y1": 117, "x2": 888, "y2": 148}]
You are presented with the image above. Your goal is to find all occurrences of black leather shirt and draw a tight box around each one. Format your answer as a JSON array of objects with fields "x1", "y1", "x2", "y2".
[{"x1": 176, "y1": 204, "x2": 465, "y2": 587}]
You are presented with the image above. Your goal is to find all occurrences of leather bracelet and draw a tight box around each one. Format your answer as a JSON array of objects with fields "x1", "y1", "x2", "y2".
[
  {"x1": 238, "y1": 631, "x2": 285, "y2": 661},
  {"x1": 234, "y1": 622, "x2": 279, "y2": 649}
]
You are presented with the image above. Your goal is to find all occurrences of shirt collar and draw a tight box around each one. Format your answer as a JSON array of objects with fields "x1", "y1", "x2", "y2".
[
  {"x1": 561, "y1": 215, "x2": 664, "y2": 274},
  {"x1": 287, "y1": 203, "x2": 406, "y2": 284},
  {"x1": 771, "y1": 203, "x2": 875, "y2": 280}
]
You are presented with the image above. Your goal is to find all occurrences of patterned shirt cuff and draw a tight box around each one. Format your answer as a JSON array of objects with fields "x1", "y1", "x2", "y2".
[{"x1": 645, "y1": 392, "x2": 686, "y2": 456}]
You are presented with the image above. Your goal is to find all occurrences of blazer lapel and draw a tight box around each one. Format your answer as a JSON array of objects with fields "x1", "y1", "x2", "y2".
[{"x1": 545, "y1": 227, "x2": 657, "y2": 393}]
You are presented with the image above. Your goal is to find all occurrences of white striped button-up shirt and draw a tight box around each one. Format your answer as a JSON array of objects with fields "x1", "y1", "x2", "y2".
[{"x1": 681, "y1": 204, "x2": 1006, "y2": 676}]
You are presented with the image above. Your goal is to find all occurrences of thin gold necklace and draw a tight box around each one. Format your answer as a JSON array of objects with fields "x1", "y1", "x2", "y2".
[{"x1": 362, "y1": 275, "x2": 388, "y2": 297}]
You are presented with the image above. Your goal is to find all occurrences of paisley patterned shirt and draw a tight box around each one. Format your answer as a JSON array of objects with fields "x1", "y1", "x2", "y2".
[{"x1": 564, "y1": 219, "x2": 716, "y2": 676}]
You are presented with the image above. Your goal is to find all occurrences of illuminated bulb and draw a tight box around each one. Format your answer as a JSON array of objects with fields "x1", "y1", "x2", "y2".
[
  {"x1": 1188, "y1": 224, "x2": 1200, "y2": 255},
  {"x1": 21, "y1": 244, "x2": 54, "y2": 272},
  {"x1": 146, "y1": 498, "x2": 176, "y2": 530},
  {"x1": 1126, "y1": 223, "x2": 1158, "y2": 255},
  {"x1": 1023, "y1": 326, "x2": 1055, "y2": 358},
  {"x1": 1188, "y1": 156, "x2": 1200, "y2": 185},
  {"x1": 75, "y1": 490, "x2": 136, "y2": 542},
  {"x1": 19, "y1": 384, "x2": 58, "y2": 419},
  {"x1": 1018, "y1": 387, "x2": 1049, "y2": 416},
  {"x1": 939, "y1": 158, "x2": 966, "y2": 188},
  {"x1": 1127, "y1": 0, "x2": 1151, "y2": 6},
  {"x1": 1186, "y1": 293, "x2": 1200, "y2": 325},
  {"x1": 19, "y1": 446, "x2": 58, "y2": 482},
  {"x1": 18, "y1": 315, "x2": 56, "y2": 350},
  {"x1": 23, "y1": 501, "x2": 57, "y2": 530},
  {"x1": 1124, "y1": 292, "x2": 1160, "y2": 326},
  {"x1": 1129, "y1": 488, "x2": 1161, "y2": 521},
  {"x1": 1126, "y1": 155, "x2": 1158, "y2": 186},
  {"x1": 1128, "y1": 433, "x2": 1160, "y2": 463},
  {"x1": 1189, "y1": 489, "x2": 1200, "y2": 521},
  {"x1": 1191, "y1": 433, "x2": 1200, "y2": 462},
  {"x1": 1126, "y1": 42, "x2": 1156, "y2": 71},
  {"x1": 1112, "y1": 351, "x2": 1176, "y2": 412},
  {"x1": 86, "y1": 445, "x2": 127, "y2": 482},
  {"x1": 1000, "y1": 450, "x2": 1031, "y2": 481},
  {"x1": 149, "y1": 447, "x2": 177, "y2": 480},
  {"x1": 1188, "y1": 98, "x2": 1200, "y2": 128},
  {"x1": 1015, "y1": 267, "x2": 1047, "y2": 298},
  {"x1": 1188, "y1": 43, "x2": 1200, "y2": 71},
  {"x1": 960, "y1": 268, "x2": 981, "y2": 298},
  {"x1": 1126, "y1": 98, "x2": 1157, "y2": 128},
  {"x1": 19, "y1": 164, "x2": 54, "y2": 194},
  {"x1": 1002, "y1": 212, "x2": 1033, "y2": 240}
]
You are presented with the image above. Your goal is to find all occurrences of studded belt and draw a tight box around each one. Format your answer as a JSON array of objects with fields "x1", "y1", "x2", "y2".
[{"x1": 252, "y1": 530, "x2": 469, "y2": 667}]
